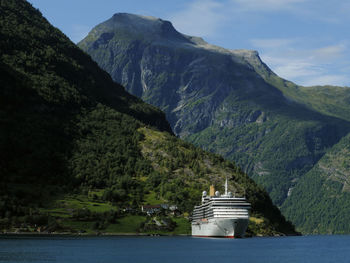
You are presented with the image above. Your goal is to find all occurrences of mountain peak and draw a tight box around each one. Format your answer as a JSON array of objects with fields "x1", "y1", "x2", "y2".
[
  {"x1": 111, "y1": 13, "x2": 164, "y2": 28},
  {"x1": 90, "y1": 12, "x2": 189, "y2": 43},
  {"x1": 84, "y1": 13, "x2": 260, "y2": 58},
  {"x1": 112, "y1": 13, "x2": 159, "y2": 21}
]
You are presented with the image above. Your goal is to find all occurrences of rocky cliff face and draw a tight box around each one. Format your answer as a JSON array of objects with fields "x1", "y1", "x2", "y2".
[{"x1": 78, "y1": 13, "x2": 350, "y2": 231}]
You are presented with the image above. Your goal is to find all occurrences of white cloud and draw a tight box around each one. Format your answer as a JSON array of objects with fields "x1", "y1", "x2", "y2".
[
  {"x1": 168, "y1": 0, "x2": 309, "y2": 37},
  {"x1": 251, "y1": 38, "x2": 298, "y2": 49},
  {"x1": 258, "y1": 41, "x2": 350, "y2": 86},
  {"x1": 262, "y1": 55, "x2": 318, "y2": 78},
  {"x1": 168, "y1": 0, "x2": 227, "y2": 37},
  {"x1": 168, "y1": 0, "x2": 348, "y2": 40},
  {"x1": 275, "y1": 62, "x2": 318, "y2": 79},
  {"x1": 301, "y1": 74, "x2": 350, "y2": 87},
  {"x1": 230, "y1": 0, "x2": 308, "y2": 12},
  {"x1": 312, "y1": 44, "x2": 346, "y2": 61}
]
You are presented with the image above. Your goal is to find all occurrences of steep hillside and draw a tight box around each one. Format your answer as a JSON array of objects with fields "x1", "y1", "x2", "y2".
[
  {"x1": 0, "y1": 0, "x2": 296, "y2": 236},
  {"x1": 282, "y1": 133, "x2": 350, "y2": 234},
  {"x1": 78, "y1": 13, "x2": 350, "y2": 210},
  {"x1": 137, "y1": 127, "x2": 296, "y2": 236},
  {"x1": 234, "y1": 42, "x2": 350, "y2": 234}
]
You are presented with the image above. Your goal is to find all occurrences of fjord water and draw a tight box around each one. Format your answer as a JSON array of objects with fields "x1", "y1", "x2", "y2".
[{"x1": 1, "y1": 235, "x2": 350, "y2": 263}]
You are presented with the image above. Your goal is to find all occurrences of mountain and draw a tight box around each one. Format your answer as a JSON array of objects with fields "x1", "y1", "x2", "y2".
[
  {"x1": 0, "y1": 0, "x2": 296, "y2": 236},
  {"x1": 78, "y1": 13, "x2": 350, "y2": 233}
]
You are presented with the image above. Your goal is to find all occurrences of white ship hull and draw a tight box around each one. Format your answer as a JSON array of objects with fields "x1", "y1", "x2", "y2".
[{"x1": 192, "y1": 218, "x2": 249, "y2": 238}]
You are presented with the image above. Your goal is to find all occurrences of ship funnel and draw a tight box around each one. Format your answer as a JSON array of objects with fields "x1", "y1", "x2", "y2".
[{"x1": 209, "y1": 185, "x2": 215, "y2": 196}]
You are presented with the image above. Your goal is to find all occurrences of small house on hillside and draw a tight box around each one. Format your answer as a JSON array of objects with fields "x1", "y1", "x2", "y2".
[
  {"x1": 169, "y1": 205, "x2": 180, "y2": 216},
  {"x1": 160, "y1": 204, "x2": 169, "y2": 210},
  {"x1": 169, "y1": 205, "x2": 177, "y2": 211},
  {"x1": 141, "y1": 205, "x2": 161, "y2": 215}
]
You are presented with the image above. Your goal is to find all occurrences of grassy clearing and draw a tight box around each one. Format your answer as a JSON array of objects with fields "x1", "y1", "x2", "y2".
[
  {"x1": 41, "y1": 208, "x2": 71, "y2": 218},
  {"x1": 143, "y1": 191, "x2": 165, "y2": 205},
  {"x1": 41, "y1": 193, "x2": 116, "y2": 215},
  {"x1": 104, "y1": 215, "x2": 146, "y2": 233},
  {"x1": 88, "y1": 189, "x2": 104, "y2": 198}
]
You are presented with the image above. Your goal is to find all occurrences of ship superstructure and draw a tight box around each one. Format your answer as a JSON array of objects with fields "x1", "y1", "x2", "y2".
[{"x1": 192, "y1": 178, "x2": 251, "y2": 238}]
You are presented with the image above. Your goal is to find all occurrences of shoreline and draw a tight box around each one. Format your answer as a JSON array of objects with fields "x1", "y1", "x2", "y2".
[
  {"x1": 0, "y1": 232, "x2": 191, "y2": 237},
  {"x1": 0, "y1": 232, "x2": 300, "y2": 238}
]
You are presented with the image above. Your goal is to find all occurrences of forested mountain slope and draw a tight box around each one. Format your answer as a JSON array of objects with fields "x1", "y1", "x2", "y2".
[
  {"x1": 0, "y1": 0, "x2": 296, "y2": 236},
  {"x1": 78, "y1": 13, "x2": 350, "y2": 233},
  {"x1": 281, "y1": 133, "x2": 350, "y2": 234}
]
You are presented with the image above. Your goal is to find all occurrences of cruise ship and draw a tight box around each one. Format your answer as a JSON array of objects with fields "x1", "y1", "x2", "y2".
[{"x1": 192, "y1": 178, "x2": 251, "y2": 238}]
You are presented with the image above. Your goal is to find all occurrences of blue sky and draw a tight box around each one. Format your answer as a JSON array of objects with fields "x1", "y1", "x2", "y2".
[{"x1": 28, "y1": 0, "x2": 349, "y2": 87}]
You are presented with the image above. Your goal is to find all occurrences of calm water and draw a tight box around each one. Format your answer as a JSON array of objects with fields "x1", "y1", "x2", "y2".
[{"x1": 0, "y1": 235, "x2": 349, "y2": 263}]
